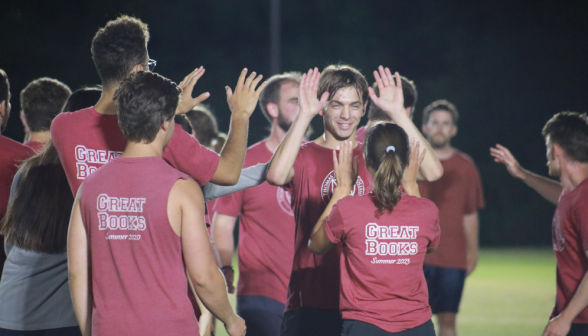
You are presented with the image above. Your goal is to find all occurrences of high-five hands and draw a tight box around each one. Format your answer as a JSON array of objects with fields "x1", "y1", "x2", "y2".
[
  {"x1": 299, "y1": 68, "x2": 330, "y2": 118},
  {"x1": 490, "y1": 144, "x2": 526, "y2": 179},
  {"x1": 402, "y1": 139, "x2": 427, "y2": 188},
  {"x1": 369, "y1": 66, "x2": 406, "y2": 117},
  {"x1": 176, "y1": 66, "x2": 210, "y2": 115},
  {"x1": 333, "y1": 141, "x2": 359, "y2": 197},
  {"x1": 226, "y1": 68, "x2": 267, "y2": 117}
]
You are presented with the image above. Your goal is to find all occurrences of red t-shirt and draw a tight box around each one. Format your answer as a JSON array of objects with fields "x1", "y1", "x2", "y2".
[
  {"x1": 355, "y1": 126, "x2": 367, "y2": 142},
  {"x1": 23, "y1": 140, "x2": 46, "y2": 153},
  {"x1": 80, "y1": 156, "x2": 199, "y2": 335},
  {"x1": 51, "y1": 107, "x2": 219, "y2": 195},
  {"x1": 284, "y1": 141, "x2": 372, "y2": 311},
  {"x1": 214, "y1": 140, "x2": 295, "y2": 304},
  {"x1": 551, "y1": 178, "x2": 588, "y2": 323},
  {"x1": 325, "y1": 193, "x2": 440, "y2": 333},
  {"x1": 0, "y1": 136, "x2": 35, "y2": 277},
  {"x1": 418, "y1": 151, "x2": 484, "y2": 269}
]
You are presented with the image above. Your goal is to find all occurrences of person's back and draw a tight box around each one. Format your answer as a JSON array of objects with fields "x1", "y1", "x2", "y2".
[{"x1": 80, "y1": 155, "x2": 198, "y2": 334}]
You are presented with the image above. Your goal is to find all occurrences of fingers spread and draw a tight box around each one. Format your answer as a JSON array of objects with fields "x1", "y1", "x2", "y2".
[
  {"x1": 374, "y1": 70, "x2": 384, "y2": 89},
  {"x1": 378, "y1": 66, "x2": 390, "y2": 87},
  {"x1": 235, "y1": 68, "x2": 248, "y2": 91}
]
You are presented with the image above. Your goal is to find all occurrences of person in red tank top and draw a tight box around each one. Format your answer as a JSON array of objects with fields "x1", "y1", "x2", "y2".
[
  {"x1": 266, "y1": 66, "x2": 442, "y2": 336},
  {"x1": 309, "y1": 123, "x2": 438, "y2": 336},
  {"x1": 68, "y1": 72, "x2": 250, "y2": 336}
]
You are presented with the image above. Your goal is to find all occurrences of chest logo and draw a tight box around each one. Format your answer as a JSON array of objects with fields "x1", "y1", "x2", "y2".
[
  {"x1": 552, "y1": 209, "x2": 565, "y2": 252},
  {"x1": 276, "y1": 188, "x2": 294, "y2": 216},
  {"x1": 320, "y1": 170, "x2": 365, "y2": 205}
]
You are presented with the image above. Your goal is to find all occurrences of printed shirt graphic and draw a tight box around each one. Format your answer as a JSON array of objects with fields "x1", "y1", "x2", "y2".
[
  {"x1": 551, "y1": 178, "x2": 588, "y2": 323},
  {"x1": 283, "y1": 141, "x2": 372, "y2": 311},
  {"x1": 81, "y1": 156, "x2": 199, "y2": 335},
  {"x1": 214, "y1": 140, "x2": 295, "y2": 304},
  {"x1": 51, "y1": 106, "x2": 219, "y2": 195},
  {"x1": 418, "y1": 150, "x2": 484, "y2": 269},
  {"x1": 325, "y1": 193, "x2": 440, "y2": 333}
]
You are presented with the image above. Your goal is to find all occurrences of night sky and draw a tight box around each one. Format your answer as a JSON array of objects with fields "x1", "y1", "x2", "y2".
[{"x1": 2, "y1": 0, "x2": 587, "y2": 246}]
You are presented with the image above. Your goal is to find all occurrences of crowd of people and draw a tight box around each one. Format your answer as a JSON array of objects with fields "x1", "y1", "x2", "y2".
[{"x1": 0, "y1": 14, "x2": 587, "y2": 336}]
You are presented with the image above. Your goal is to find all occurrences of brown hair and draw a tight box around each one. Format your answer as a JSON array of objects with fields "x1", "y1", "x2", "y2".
[
  {"x1": 364, "y1": 123, "x2": 410, "y2": 214},
  {"x1": 542, "y1": 111, "x2": 588, "y2": 162},
  {"x1": 20, "y1": 78, "x2": 71, "y2": 132},
  {"x1": 368, "y1": 76, "x2": 417, "y2": 121},
  {"x1": 318, "y1": 65, "x2": 368, "y2": 104},
  {"x1": 0, "y1": 68, "x2": 9, "y2": 103},
  {"x1": 258, "y1": 72, "x2": 301, "y2": 122},
  {"x1": 422, "y1": 99, "x2": 459, "y2": 125},
  {"x1": 1, "y1": 141, "x2": 73, "y2": 253},
  {"x1": 186, "y1": 104, "x2": 219, "y2": 149}
]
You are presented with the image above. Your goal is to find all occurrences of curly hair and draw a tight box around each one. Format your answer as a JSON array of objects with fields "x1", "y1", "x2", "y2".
[{"x1": 20, "y1": 78, "x2": 71, "y2": 132}]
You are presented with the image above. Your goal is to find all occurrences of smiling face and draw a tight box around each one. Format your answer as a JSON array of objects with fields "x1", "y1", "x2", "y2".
[{"x1": 323, "y1": 86, "x2": 366, "y2": 141}]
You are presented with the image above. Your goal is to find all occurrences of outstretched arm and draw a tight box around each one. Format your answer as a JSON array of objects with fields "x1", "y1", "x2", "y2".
[
  {"x1": 369, "y1": 66, "x2": 443, "y2": 182},
  {"x1": 266, "y1": 68, "x2": 329, "y2": 186},
  {"x1": 490, "y1": 144, "x2": 561, "y2": 204},
  {"x1": 211, "y1": 212, "x2": 238, "y2": 294},
  {"x1": 202, "y1": 163, "x2": 267, "y2": 202}
]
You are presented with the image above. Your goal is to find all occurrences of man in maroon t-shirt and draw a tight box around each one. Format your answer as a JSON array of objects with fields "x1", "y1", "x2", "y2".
[
  {"x1": 355, "y1": 76, "x2": 417, "y2": 142},
  {"x1": 266, "y1": 66, "x2": 442, "y2": 336},
  {"x1": 418, "y1": 100, "x2": 484, "y2": 336},
  {"x1": 20, "y1": 77, "x2": 71, "y2": 152},
  {"x1": 213, "y1": 72, "x2": 300, "y2": 336},
  {"x1": 0, "y1": 69, "x2": 36, "y2": 278}
]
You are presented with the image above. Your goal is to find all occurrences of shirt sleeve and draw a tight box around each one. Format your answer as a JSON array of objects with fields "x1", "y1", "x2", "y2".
[
  {"x1": 202, "y1": 163, "x2": 267, "y2": 202},
  {"x1": 464, "y1": 163, "x2": 485, "y2": 214},
  {"x1": 324, "y1": 203, "x2": 346, "y2": 244},
  {"x1": 213, "y1": 191, "x2": 244, "y2": 218},
  {"x1": 574, "y1": 202, "x2": 588, "y2": 251},
  {"x1": 429, "y1": 214, "x2": 441, "y2": 249},
  {"x1": 163, "y1": 126, "x2": 220, "y2": 186}
]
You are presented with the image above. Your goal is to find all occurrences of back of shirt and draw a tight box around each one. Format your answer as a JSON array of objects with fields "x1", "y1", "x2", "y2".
[{"x1": 80, "y1": 156, "x2": 199, "y2": 336}]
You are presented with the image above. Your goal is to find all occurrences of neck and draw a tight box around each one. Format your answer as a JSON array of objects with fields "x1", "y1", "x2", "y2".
[
  {"x1": 265, "y1": 121, "x2": 288, "y2": 153},
  {"x1": 121, "y1": 141, "x2": 163, "y2": 158},
  {"x1": 315, "y1": 129, "x2": 358, "y2": 150},
  {"x1": 560, "y1": 162, "x2": 588, "y2": 193},
  {"x1": 28, "y1": 131, "x2": 51, "y2": 143},
  {"x1": 432, "y1": 144, "x2": 455, "y2": 160},
  {"x1": 94, "y1": 85, "x2": 119, "y2": 115}
]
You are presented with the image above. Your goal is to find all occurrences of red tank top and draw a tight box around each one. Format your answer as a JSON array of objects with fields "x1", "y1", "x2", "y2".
[{"x1": 81, "y1": 156, "x2": 199, "y2": 335}]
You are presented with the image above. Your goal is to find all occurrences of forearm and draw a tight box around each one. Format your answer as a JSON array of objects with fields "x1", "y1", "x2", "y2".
[
  {"x1": 309, "y1": 189, "x2": 346, "y2": 254},
  {"x1": 213, "y1": 113, "x2": 250, "y2": 186},
  {"x1": 211, "y1": 214, "x2": 236, "y2": 267},
  {"x1": 520, "y1": 169, "x2": 562, "y2": 205},
  {"x1": 203, "y1": 163, "x2": 267, "y2": 202},
  {"x1": 267, "y1": 113, "x2": 312, "y2": 186},
  {"x1": 187, "y1": 274, "x2": 213, "y2": 336},
  {"x1": 560, "y1": 271, "x2": 588, "y2": 323},
  {"x1": 463, "y1": 212, "x2": 479, "y2": 257},
  {"x1": 192, "y1": 268, "x2": 237, "y2": 325},
  {"x1": 69, "y1": 273, "x2": 92, "y2": 336},
  {"x1": 402, "y1": 181, "x2": 420, "y2": 197}
]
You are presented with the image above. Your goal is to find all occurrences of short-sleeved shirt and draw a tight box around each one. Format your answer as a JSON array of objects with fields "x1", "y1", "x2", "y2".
[
  {"x1": 51, "y1": 106, "x2": 219, "y2": 195},
  {"x1": 355, "y1": 126, "x2": 367, "y2": 142},
  {"x1": 325, "y1": 193, "x2": 440, "y2": 333},
  {"x1": 23, "y1": 140, "x2": 46, "y2": 153},
  {"x1": 418, "y1": 150, "x2": 484, "y2": 269},
  {"x1": 551, "y1": 178, "x2": 588, "y2": 323},
  {"x1": 214, "y1": 140, "x2": 295, "y2": 304},
  {"x1": 284, "y1": 141, "x2": 373, "y2": 311}
]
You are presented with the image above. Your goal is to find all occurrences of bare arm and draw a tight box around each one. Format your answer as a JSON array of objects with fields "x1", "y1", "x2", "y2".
[
  {"x1": 211, "y1": 212, "x2": 238, "y2": 293},
  {"x1": 369, "y1": 67, "x2": 443, "y2": 182},
  {"x1": 171, "y1": 179, "x2": 245, "y2": 336},
  {"x1": 464, "y1": 212, "x2": 479, "y2": 276},
  {"x1": 267, "y1": 68, "x2": 329, "y2": 186},
  {"x1": 186, "y1": 273, "x2": 213, "y2": 336},
  {"x1": 67, "y1": 187, "x2": 92, "y2": 336},
  {"x1": 491, "y1": 144, "x2": 561, "y2": 204},
  {"x1": 401, "y1": 140, "x2": 426, "y2": 197}
]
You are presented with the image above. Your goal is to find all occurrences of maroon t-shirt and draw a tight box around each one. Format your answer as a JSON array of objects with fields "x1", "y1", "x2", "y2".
[
  {"x1": 284, "y1": 141, "x2": 372, "y2": 311},
  {"x1": 325, "y1": 193, "x2": 440, "y2": 332},
  {"x1": 355, "y1": 126, "x2": 367, "y2": 142},
  {"x1": 418, "y1": 151, "x2": 484, "y2": 269},
  {"x1": 551, "y1": 178, "x2": 588, "y2": 323},
  {"x1": 23, "y1": 140, "x2": 46, "y2": 153},
  {"x1": 51, "y1": 107, "x2": 219, "y2": 195},
  {"x1": 214, "y1": 140, "x2": 295, "y2": 304},
  {"x1": 81, "y1": 156, "x2": 199, "y2": 335}
]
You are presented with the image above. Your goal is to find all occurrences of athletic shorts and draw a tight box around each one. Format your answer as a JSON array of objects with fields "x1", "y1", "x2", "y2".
[
  {"x1": 0, "y1": 327, "x2": 81, "y2": 336},
  {"x1": 569, "y1": 323, "x2": 588, "y2": 336},
  {"x1": 423, "y1": 264, "x2": 466, "y2": 314},
  {"x1": 342, "y1": 319, "x2": 435, "y2": 336},
  {"x1": 280, "y1": 307, "x2": 342, "y2": 336},
  {"x1": 237, "y1": 296, "x2": 285, "y2": 336}
]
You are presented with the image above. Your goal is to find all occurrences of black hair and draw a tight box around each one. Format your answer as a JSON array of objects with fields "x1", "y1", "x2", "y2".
[
  {"x1": 542, "y1": 111, "x2": 588, "y2": 163},
  {"x1": 62, "y1": 86, "x2": 102, "y2": 112},
  {"x1": 20, "y1": 78, "x2": 71, "y2": 132}
]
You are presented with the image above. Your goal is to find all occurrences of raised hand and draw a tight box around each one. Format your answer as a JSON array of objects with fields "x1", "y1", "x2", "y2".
[
  {"x1": 402, "y1": 138, "x2": 426, "y2": 188},
  {"x1": 490, "y1": 144, "x2": 525, "y2": 179},
  {"x1": 299, "y1": 67, "x2": 329, "y2": 118},
  {"x1": 226, "y1": 68, "x2": 267, "y2": 117},
  {"x1": 333, "y1": 141, "x2": 359, "y2": 196},
  {"x1": 368, "y1": 66, "x2": 406, "y2": 117},
  {"x1": 176, "y1": 66, "x2": 210, "y2": 115}
]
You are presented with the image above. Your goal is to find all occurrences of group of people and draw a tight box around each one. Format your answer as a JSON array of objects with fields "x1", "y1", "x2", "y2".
[{"x1": 0, "y1": 14, "x2": 586, "y2": 336}]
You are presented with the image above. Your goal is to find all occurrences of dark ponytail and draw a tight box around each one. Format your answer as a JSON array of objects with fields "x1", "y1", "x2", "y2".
[{"x1": 364, "y1": 123, "x2": 410, "y2": 214}]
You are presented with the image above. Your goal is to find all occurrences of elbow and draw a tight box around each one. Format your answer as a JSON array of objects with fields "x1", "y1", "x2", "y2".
[
  {"x1": 424, "y1": 165, "x2": 444, "y2": 182},
  {"x1": 307, "y1": 238, "x2": 328, "y2": 256},
  {"x1": 266, "y1": 169, "x2": 285, "y2": 186}
]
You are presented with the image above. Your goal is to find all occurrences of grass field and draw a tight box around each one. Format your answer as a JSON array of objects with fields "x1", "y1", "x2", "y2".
[{"x1": 215, "y1": 248, "x2": 556, "y2": 336}]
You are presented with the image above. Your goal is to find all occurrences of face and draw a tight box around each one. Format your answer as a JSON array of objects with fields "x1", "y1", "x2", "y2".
[
  {"x1": 276, "y1": 82, "x2": 299, "y2": 132},
  {"x1": 323, "y1": 86, "x2": 365, "y2": 141},
  {"x1": 0, "y1": 92, "x2": 11, "y2": 132},
  {"x1": 422, "y1": 110, "x2": 457, "y2": 149},
  {"x1": 545, "y1": 136, "x2": 561, "y2": 178}
]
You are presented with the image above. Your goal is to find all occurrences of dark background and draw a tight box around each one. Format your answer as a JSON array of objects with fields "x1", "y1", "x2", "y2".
[{"x1": 2, "y1": 0, "x2": 587, "y2": 246}]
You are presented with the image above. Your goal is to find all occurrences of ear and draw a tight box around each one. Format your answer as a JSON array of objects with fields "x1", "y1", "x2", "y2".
[
  {"x1": 553, "y1": 143, "x2": 565, "y2": 161},
  {"x1": 451, "y1": 125, "x2": 458, "y2": 137},
  {"x1": 132, "y1": 64, "x2": 144, "y2": 74},
  {"x1": 20, "y1": 110, "x2": 28, "y2": 128},
  {"x1": 266, "y1": 102, "x2": 279, "y2": 119},
  {"x1": 362, "y1": 102, "x2": 367, "y2": 116},
  {"x1": 421, "y1": 124, "x2": 428, "y2": 135}
]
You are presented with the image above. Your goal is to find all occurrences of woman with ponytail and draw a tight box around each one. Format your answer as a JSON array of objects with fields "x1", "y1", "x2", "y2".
[{"x1": 309, "y1": 123, "x2": 440, "y2": 336}]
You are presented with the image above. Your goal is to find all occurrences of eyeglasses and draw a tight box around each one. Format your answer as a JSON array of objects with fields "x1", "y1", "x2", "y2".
[{"x1": 142, "y1": 59, "x2": 157, "y2": 72}]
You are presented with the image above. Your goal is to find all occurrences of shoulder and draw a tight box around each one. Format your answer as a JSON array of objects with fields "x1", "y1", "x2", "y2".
[
  {"x1": 0, "y1": 136, "x2": 35, "y2": 159},
  {"x1": 452, "y1": 150, "x2": 477, "y2": 167},
  {"x1": 402, "y1": 194, "x2": 439, "y2": 215},
  {"x1": 170, "y1": 177, "x2": 203, "y2": 204},
  {"x1": 51, "y1": 108, "x2": 94, "y2": 136}
]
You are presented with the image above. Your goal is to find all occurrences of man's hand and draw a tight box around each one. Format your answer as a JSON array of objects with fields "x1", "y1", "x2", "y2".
[
  {"x1": 466, "y1": 251, "x2": 478, "y2": 276},
  {"x1": 402, "y1": 139, "x2": 426, "y2": 193},
  {"x1": 176, "y1": 66, "x2": 210, "y2": 115},
  {"x1": 221, "y1": 266, "x2": 235, "y2": 294},
  {"x1": 225, "y1": 314, "x2": 247, "y2": 336},
  {"x1": 490, "y1": 144, "x2": 526, "y2": 179},
  {"x1": 333, "y1": 141, "x2": 359, "y2": 197},
  {"x1": 299, "y1": 68, "x2": 329, "y2": 118},
  {"x1": 226, "y1": 68, "x2": 267, "y2": 117},
  {"x1": 368, "y1": 66, "x2": 406, "y2": 118},
  {"x1": 542, "y1": 314, "x2": 572, "y2": 336}
]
